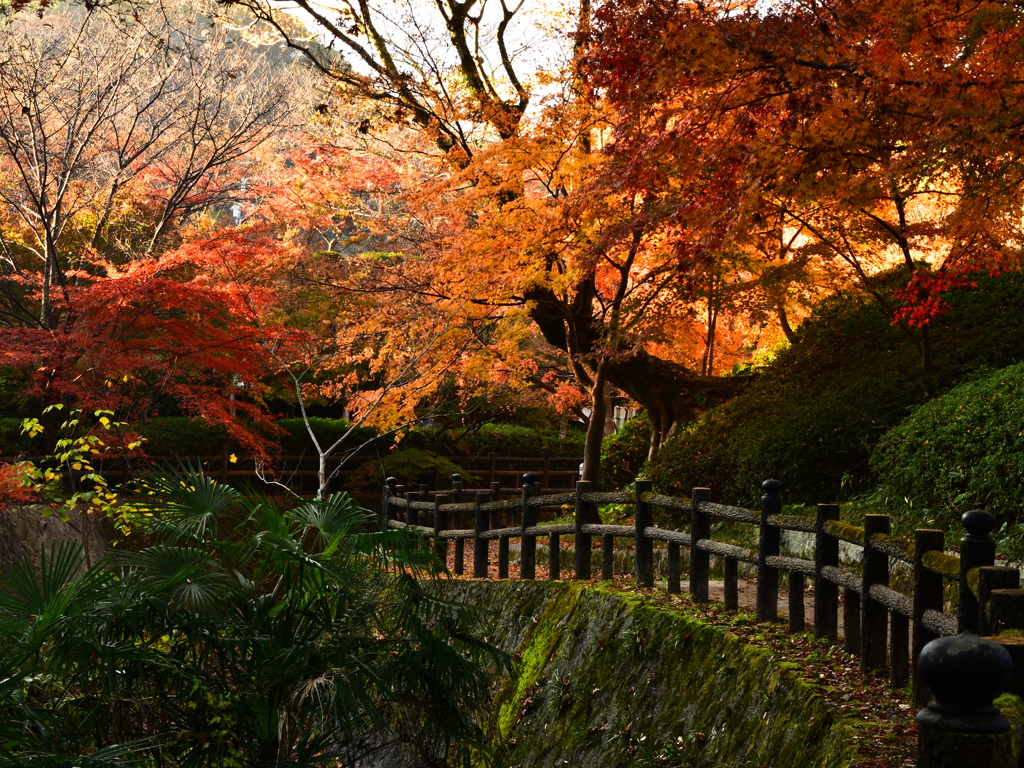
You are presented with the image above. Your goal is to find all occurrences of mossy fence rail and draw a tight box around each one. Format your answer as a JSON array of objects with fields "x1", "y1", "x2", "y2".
[{"x1": 382, "y1": 473, "x2": 1024, "y2": 708}]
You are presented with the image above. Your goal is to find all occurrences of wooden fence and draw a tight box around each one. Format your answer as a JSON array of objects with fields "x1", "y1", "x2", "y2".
[
  {"x1": 382, "y1": 473, "x2": 1024, "y2": 707},
  {"x1": 12, "y1": 452, "x2": 581, "y2": 498}
]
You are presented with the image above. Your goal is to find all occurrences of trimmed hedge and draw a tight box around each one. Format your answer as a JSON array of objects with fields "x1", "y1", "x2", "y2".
[
  {"x1": 870, "y1": 362, "x2": 1024, "y2": 541},
  {"x1": 454, "y1": 423, "x2": 585, "y2": 459},
  {"x1": 136, "y1": 417, "x2": 228, "y2": 456},
  {"x1": 274, "y1": 417, "x2": 381, "y2": 456},
  {"x1": 645, "y1": 270, "x2": 1024, "y2": 507},
  {"x1": 600, "y1": 411, "x2": 651, "y2": 489}
]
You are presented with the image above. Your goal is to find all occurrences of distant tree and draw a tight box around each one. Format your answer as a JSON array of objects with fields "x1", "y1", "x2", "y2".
[{"x1": 0, "y1": 0, "x2": 302, "y2": 331}]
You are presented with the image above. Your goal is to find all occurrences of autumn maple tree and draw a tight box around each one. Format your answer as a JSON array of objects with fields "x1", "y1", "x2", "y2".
[
  {"x1": 1, "y1": 233, "x2": 286, "y2": 458},
  {"x1": 214, "y1": 0, "x2": 770, "y2": 483},
  {"x1": 0, "y1": 1, "x2": 314, "y2": 461},
  {"x1": 0, "y1": 0, "x2": 300, "y2": 332},
  {"x1": 588, "y1": 0, "x2": 1024, "y2": 381}
]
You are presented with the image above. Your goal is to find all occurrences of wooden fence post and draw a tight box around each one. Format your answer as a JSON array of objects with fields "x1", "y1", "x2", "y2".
[
  {"x1": 814, "y1": 504, "x2": 840, "y2": 642},
  {"x1": 861, "y1": 514, "x2": 890, "y2": 673},
  {"x1": 490, "y1": 481, "x2": 503, "y2": 527},
  {"x1": 450, "y1": 481, "x2": 465, "y2": 575},
  {"x1": 575, "y1": 480, "x2": 593, "y2": 580},
  {"x1": 521, "y1": 473, "x2": 538, "y2": 580},
  {"x1": 756, "y1": 479, "x2": 782, "y2": 622},
  {"x1": 960, "y1": 509, "x2": 998, "y2": 633},
  {"x1": 917, "y1": 633, "x2": 1015, "y2": 768},
  {"x1": 913, "y1": 529, "x2": 946, "y2": 706},
  {"x1": 434, "y1": 493, "x2": 449, "y2": 565},
  {"x1": 492, "y1": 482, "x2": 509, "y2": 579},
  {"x1": 978, "y1": 566, "x2": 1021, "y2": 636},
  {"x1": 383, "y1": 477, "x2": 398, "y2": 529},
  {"x1": 473, "y1": 492, "x2": 489, "y2": 578},
  {"x1": 723, "y1": 557, "x2": 738, "y2": 611},
  {"x1": 452, "y1": 473, "x2": 463, "y2": 500},
  {"x1": 635, "y1": 479, "x2": 654, "y2": 588},
  {"x1": 393, "y1": 484, "x2": 405, "y2": 521},
  {"x1": 404, "y1": 488, "x2": 418, "y2": 527},
  {"x1": 690, "y1": 487, "x2": 711, "y2": 602},
  {"x1": 602, "y1": 534, "x2": 615, "y2": 580},
  {"x1": 789, "y1": 572, "x2": 806, "y2": 633},
  {"x1": 549, "y1": 533, "x2": 560, "y2": 580}
]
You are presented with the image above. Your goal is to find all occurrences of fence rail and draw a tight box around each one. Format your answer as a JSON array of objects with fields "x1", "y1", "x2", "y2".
[
  {"x1": 4, "y1": 452, "x2": 582, "y2": 497},
  {"x1": 382, "y1": 473, "x2": 1024, "y2": 709}
]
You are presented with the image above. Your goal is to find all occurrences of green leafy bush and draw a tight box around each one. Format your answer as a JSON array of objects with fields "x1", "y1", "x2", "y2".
[
  {"x1": 397, "y1": 422, "x2": 584, "y2": 459},
  {"x1": 0, "y1": 464, "x2": 507, "y2": 766},
  {"x1": 275, "y1": 417, "x2": 382, "y2": 456},
  {"x1": 601, "y1": 411, "x2": 651, "y2": 489},
  {"x1": 870, "y1": 362, "x2": 1024, "y2": 547},
  {"x1": 351, "y1": 447, "x2": 475, "y2": 488},
  {"x1": 645, "y1": 270, "x2": 1024, "y2": 507},
  {"x1": 135, "y1": 416, "x2": 228, "y2": 456},
  {"x1": 454, "y1": 423, "x2": 584, "y2": 458},
  {"x1": 0, "y1": 417, "x2": 33, "y2": 456}
]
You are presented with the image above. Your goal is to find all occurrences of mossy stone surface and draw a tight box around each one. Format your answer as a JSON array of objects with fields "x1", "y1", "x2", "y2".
[{"x1": 436, "y1": 581, "x2": 858, "y2": 768}]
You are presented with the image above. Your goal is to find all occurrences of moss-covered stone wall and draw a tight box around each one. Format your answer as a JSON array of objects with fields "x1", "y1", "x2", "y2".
[{"x1": 435, "y1": 581, "x2": 856, "y2": 768}]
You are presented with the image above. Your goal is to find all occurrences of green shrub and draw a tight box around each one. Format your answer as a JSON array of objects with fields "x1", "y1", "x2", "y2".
[
  {"x1": 453, "y1": 423, "x2": 541, "y2": 456},
  {"x1": 275, "y1": 417, "x2": 382, "y2": 456},
  {"x1": 399, "y1": 422, "x2": 585, "y2": 459},
  {"x1": 870, "y1": 362, "x2": 1024, "y2": 550},
  {"x1": 601, "y1": 411, "x2": 651, "y2": 489},
  {"x1": 350, "y1": 447, "x2": 475, "y2": 488},
  {"x1": 135, "y1": 417, "x2": 228, "y2": 456},
  {"x1": 645, "y1": 270, "x2": 1024, "y2": 507},
  {"x1": 0, "y1": 417, "x2": 33, "y2": 456}
]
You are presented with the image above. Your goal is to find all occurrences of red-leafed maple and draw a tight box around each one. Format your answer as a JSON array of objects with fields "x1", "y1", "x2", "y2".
[
  {"x1": 588, "y1": 0, "x2": 1024, "y2": 377},
  {"x1": 0, "y1": 232, "x2": 288, "y2": 458}
]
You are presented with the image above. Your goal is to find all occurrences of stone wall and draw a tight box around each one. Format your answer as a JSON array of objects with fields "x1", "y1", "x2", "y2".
[
  {"x1": 435, "y1": 581, "x2": 856, "y2": 768},
  {"x1": 0, "y1": 505, "x2": 111, "y2": 573}
]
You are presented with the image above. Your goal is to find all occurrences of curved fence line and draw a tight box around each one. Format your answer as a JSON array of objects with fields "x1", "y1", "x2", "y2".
[{"x1": 382, "y1": 473, "x2": 1024, "y2": 709}]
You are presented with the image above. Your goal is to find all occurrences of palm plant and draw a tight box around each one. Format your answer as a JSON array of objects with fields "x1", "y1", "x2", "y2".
[{"x1": 0, "y1": 463, "x2": 508, "y2": 767}]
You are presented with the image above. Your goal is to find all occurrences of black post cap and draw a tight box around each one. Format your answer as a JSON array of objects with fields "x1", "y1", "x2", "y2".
[
  {"x1": 522, "y1": 472, "x2": 537, "y2": 487},
  {"x1": 962, "y1": 509, "x2": 998, "y2": 540},
  {"x1": 761, "y1": 479, "x2": 783, "y2": 498},
  {"x1": 916, "y1": 632, "x2": 1013, "y2": 734}
]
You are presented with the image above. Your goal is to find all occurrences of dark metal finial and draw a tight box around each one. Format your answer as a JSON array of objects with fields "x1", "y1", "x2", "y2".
[
  {"x1": 761, "y1": 478, "x2": 783, "y2": 497},
  {"x1": 962, "y1": 509, "x2": 998, "y2": 540},
  {"x1": 917, "y1": 632, "x2": 1012, "y2": 734},
  {"x1": 522, "y1": 472, "x2": 537, "y2": 487}
]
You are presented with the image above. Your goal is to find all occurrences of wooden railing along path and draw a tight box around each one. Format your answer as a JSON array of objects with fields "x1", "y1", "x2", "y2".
[
  {"x1": 383, "y1": 473, "x2": 1024, "y2": 709},
  {"x1": 8, "y1": 452, "x2": 582, "y2": 497}
]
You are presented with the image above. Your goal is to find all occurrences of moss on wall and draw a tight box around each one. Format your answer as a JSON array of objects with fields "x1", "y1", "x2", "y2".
[{"x1": 436, "y1": 581, "x2": 857, "y2": 768}]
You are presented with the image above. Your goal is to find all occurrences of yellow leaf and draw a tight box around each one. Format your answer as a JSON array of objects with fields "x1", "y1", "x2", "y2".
[
  {"x1": 71, "y1": 462, "x2": 82, "y2": 470},
  {"x1": 229, "y1": 453, "x2": 238, "y2": 464}
]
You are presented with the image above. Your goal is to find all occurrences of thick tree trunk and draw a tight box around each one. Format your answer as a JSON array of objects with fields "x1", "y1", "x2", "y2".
[{"x1": 523, "y1": 284, "x2": 747, "y2": 456}]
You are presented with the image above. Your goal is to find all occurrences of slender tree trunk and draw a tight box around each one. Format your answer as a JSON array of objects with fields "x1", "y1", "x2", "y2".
[{"x1": 581, "y1": 360, "x2": 609, "y2": 489}]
